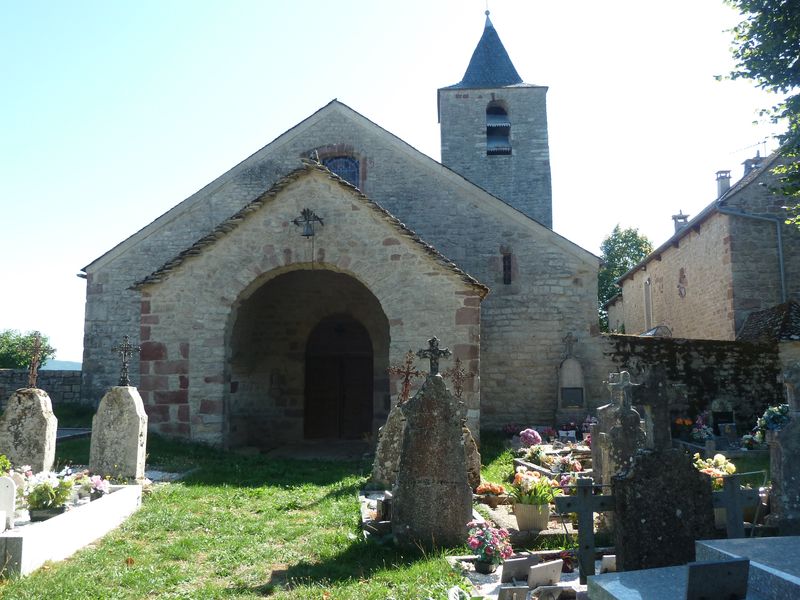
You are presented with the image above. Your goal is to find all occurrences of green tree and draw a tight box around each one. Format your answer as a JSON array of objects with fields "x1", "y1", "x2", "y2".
[
  {"x1": 725, "y1": 0, "x2": 800, "y2": 226},
  {"x1": 0, "y1": 330, "x2": 56, "y2": 369},
  {"x1": 598, "y1": 225, "x2": 653, "y2": 331}
]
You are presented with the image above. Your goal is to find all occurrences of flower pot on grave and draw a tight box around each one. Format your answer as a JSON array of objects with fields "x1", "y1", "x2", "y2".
[
  {"x1": 474, "y1": 559, "x2": 498, "y2": 574},
  {"x1": 514, "y1": 503, "x2": 550, "y2": 531},
  {"x1": 29, "y1": 506, "x2": 67, "y2": 522},
  {"x1": 90, "y1": 490, "x2": 106, "y2": 502}
]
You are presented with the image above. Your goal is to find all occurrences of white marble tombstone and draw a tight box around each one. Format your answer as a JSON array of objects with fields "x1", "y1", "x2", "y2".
[{"x1": 0, "y1": 475, "x2": 17, "y2": 531}]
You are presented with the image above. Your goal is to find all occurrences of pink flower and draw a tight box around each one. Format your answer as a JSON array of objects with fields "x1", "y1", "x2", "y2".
[{"x1": 468, "y1": 538, "x2": 480, "y2": 550}]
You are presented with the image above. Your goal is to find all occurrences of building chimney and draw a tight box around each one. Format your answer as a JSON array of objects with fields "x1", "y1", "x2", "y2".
[
  {"x1": 742, "y1": 150, "x2": 763, "y2": 177},
  {"x1": 716, "y1": 170, "x2": 731, "y2": 197},
  {"x1": 672, "y1": 210, "x2": 690, "y2": 233}
]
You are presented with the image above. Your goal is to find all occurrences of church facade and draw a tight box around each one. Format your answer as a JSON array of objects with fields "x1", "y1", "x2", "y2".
[{"x1": 80, "y1": 16, "x2": 600, "y2": 447}]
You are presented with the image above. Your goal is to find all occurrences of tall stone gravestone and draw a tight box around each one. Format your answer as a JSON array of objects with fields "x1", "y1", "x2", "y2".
[
  {"x1": 634, "y1": 365, "x2": 673, "y2": 451},
  {"x1": 371, "y1": 403, "x2": 405, "y2": 489},
  {"x1": 613, "y1": 450, "x2": 715, "y2": 571},
  {"x1": 592, "y1": 372, "x2": 646, "y2": 488},
  {"x1": 765, "y1": 362, "x2": 800, "y2": 534},
  {"x1": 0, "y1": 388, "x2": 57, "y2": 473},
  {"x1": 392, "y1": 337, "x2": 472, "y2": 546},
  {"x1": 89, "y1": 386, "x2": 148, "y2": 480}
]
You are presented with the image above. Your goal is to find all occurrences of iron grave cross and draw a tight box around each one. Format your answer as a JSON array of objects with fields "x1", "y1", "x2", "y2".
[
  {"x1": 417, "y1": 336, "x2": 451, "y2": 376},
  {"x1": 442, "y1": 357, "x2": 475, "y2": 400},
  {"x1": 27, "y1": 332, "x2": 43, "y2": 389},
  {"x1": 387, "y1": 350, "x2": 424, "y2": 403},
  {"x1": 112, "y1": 335, "x2": 141, "y2": 387}
]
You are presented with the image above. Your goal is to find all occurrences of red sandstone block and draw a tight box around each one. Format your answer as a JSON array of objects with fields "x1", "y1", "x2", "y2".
[
  {"x1": 154, "y1": 360, "x2": 189, "y2": 375},
  {"x1": 179, "y1": 375, "x2": 189, "y2": 389},
  {"x1": 453, "y1": 344, "x2": 479, "y2": 359},
  {"x1": 154, "y1": 390, "x2": 188, "y2": 404},
  {"x1": 145, "y1": 404, "x2": 170, "y2": 423},
  {"x1": 141, "y1": 315, "x2": 159, "y2": 325},
  {"x1": 383, "y1": 237, "x2": 400, "y2": 246},
  {"x1": 140, "y1": 326, "x2": 150, "y2": 341},
  {"x1": 141, "y1": 300, "x2": 151, "y2": 315},
  {"x1": 455, "y1": 307, "x2": 480, "y2": 325},
  {"x1": 140, "y1": 341, "x2": 167, "y2": 361},
  {"x1": 204, "y1": 374, "x2": 225, "y2": 384},
  {"x1": 177, "y1": 404, "x2": 190, "y2": 422},
  {"x1": 200, "y1": 400, "x2": 223, "y2": 415},
  {"x1": 389, "y1": 319, "x2": 403, "y2": 327},
  {"x1": 390, "y1": 254, "x2": 401, "y2": 261},
  {"x1": 462, "y1": 296, "x2": 481, "y2": 307}
]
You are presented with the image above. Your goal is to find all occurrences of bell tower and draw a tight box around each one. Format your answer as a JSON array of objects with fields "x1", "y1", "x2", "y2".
[{"x1": 438, "y1": 11, "x2": 552, "y2": 227}]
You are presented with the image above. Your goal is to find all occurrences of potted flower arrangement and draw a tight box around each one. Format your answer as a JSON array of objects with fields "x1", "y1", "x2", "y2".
[
  {"x1": 510, "y1": 469, "x2": 559, "y2": 531},
  {"x1": 693, "y1": 452, "x2": 737, "y2": 528},
  {"x1": 475, "y1": 482, "x2": 507, "y2": 508},
  {"x1": 25, "y1": 472, "x2": 74, "y2": 521},
  {"x1": 673, "y1": 417, "x2": 693, "y2": 440},
  {"x1": 74, "y1": 473, "x2": 111, "y2": 501},
  {"x1": 466, "y1": 520, "x2": 513, "y2": 574},
  {"x1": 753, "y1": 403, "x2": 790, "y2": 443},
  {"x1": 519, "y1": 428, "x2": 542, "y2": 447},
  {"x1": 691, "y1": 413, "x2": 714, "y2": 442}
]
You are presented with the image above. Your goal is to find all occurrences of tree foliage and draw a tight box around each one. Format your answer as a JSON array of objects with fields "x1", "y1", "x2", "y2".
[
  {"x1": 725, "y1": 0, "x2": 800, "y2": 226},
  {"x1": 0, "y1": 330, "x2": 56, "y2": 369},
  {"x1": 598, "y1": 225, "x2": 653, "y2": 331}
]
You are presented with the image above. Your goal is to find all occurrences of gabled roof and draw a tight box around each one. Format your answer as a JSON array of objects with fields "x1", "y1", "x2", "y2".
[
  {"x1": 85, "y1": 99, "x2": 598, "y2": 274},
  {"x1": 737, "y1": 300, "x2": 800, "y2": 343},
  {"x1": 443, "y1": 13, "x2": 523, "y2": 89},
  {"x1": 616, "y1": 150, "x2": 785, "y2": 285},
  {"x1": 133, "y1": 159, "x2": 490, "y2": 298}
]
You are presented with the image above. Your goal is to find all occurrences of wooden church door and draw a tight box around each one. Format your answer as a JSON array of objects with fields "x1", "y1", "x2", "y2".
[{"x1": 304, "y1": 316, "x2": 373, "y2": 439}]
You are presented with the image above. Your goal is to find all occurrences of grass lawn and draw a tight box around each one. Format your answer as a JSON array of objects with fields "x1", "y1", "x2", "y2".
[{"x1": 0, "y1": 436, "x2": 470, "y2": 599}]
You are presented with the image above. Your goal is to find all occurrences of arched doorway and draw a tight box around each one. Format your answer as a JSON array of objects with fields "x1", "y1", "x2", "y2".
[{"x1": 305, "y1": 315, "x2": 373, "y2": 439}]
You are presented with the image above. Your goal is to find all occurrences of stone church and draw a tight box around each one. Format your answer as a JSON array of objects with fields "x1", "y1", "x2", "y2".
[{"x1": 80, "y1": 14, "x2": 600, "y2": 447}]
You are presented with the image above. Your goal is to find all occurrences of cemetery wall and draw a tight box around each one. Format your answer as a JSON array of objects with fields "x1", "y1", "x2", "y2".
[
  {"x1": 84, "y1": 103, "x2": 599, "y2": 431},
  {"x1": 780, "y1": 341, "x2": 800, "y2": 374},
  {"x1": 582, "y1": 334, "x2": 783, "y2": 424},
  {"x1": 0, "y1": 370, "x2": 82, "y2": 407}
]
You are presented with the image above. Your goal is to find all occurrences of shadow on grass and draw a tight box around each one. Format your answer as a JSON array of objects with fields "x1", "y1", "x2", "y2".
[{"x1": 236, "y1": 541, "x2": 442, "y2": 595}]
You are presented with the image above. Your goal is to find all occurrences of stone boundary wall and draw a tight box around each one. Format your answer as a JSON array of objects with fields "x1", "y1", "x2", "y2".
[
  {"x1": 0, "y1": 370, "x2": 83, "y2": 407},
  {"x1": 583, "y1": 334, "x2": 783, "y2": 425}
]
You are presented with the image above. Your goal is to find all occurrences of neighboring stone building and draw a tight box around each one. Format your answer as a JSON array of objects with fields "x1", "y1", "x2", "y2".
[
  {"x1": 738, "y1": 300, "x2": 800, "y2": 372},
  {"x1": 612, "y1": 151, "x2": 800, "y2": 340},
  {"x1": 79, "y1": 14, "x2": 600, "y2": 447}
]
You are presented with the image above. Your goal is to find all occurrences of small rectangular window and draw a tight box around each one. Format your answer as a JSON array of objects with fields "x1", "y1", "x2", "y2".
[{"x1": 502, "y1": 254, "x2": 512, "y2": 284}]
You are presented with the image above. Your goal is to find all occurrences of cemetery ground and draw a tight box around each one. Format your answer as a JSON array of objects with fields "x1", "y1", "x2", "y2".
[{"x1": 0, "y1": 428, "x2": 771, "y2": 599}]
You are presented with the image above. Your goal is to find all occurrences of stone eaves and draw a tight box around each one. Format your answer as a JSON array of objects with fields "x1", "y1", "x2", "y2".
[{"x1": 132, "y1": 159, "x2": 490, "y2": 299}]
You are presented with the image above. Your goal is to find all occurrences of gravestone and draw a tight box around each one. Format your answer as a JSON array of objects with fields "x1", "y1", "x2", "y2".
[
  {"x1": 462, "y1": 427, "x2": 481, "y2": 491},
  {"x1": 370, "y1": 403, "x2": 405, "y2": 489},
  {"x1": 635, "y1": 365, "x2": 672, "y2": 451},
  {"x1": 89, "y1": 386, "x2": 148, "y2": 480},
  {"x1": 0, "y1": 388, "x2": 57, "y2": 473},
  {"x1": 765, "y1": 362, "x2": 800, "y2": 534},
  {"x1": 0, "y1": 475, "x2": 16, "y2": 530},
  {"x1": 392, "y1": 338, "x2": 471, "y2": 546},
  {"x1": 613, "y1": 449, "x2": 715, "y2": 571}
]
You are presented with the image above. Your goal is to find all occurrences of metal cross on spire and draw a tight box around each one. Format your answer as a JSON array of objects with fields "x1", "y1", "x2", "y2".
[
  {"x1": 442, "y1": 356, "x2": 475, "y2": 400},
  {"x1": 27, "y1": 332, "x2": 43, "y2": 389},
  {"x1": 387, "y1": 350, "x2": 423, "y2": 403},
  {"x1": 417, "y1": 336, "x2": 451, "y2": 376},
  {"x1": 112, "y1": 335, "x2": 141, "y2": 387}
]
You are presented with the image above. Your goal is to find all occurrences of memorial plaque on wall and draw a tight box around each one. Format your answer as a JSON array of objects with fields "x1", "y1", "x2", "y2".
[{"x1": 561, "y1": 387, "x2": 584, "y2": 408}]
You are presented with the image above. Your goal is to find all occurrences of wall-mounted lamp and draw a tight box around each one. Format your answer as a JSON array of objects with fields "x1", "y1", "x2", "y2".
[{"x1": 292, "y1": 208, "x2": 324, "y2": 238}]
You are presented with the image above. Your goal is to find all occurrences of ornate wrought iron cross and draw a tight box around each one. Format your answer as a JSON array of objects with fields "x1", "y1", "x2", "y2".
[
  {"x1": 387, "y1": 350, "x2": 423, "y2": 403},
  {"x1": 27, "y1": 332, "x2": 43, "y2": 389},
  {"x1": 417, "y1": 336, "x2": 451, "y2": 376},
  {"x1": 112, "y1": 335, "x2": 141, "y2": 386},
  {"x1": 292, "y1": 208, "x2": 324, "y2": 238},
  {"x1": 442, "y1": 356, "x2": 475, "y2": 400}
]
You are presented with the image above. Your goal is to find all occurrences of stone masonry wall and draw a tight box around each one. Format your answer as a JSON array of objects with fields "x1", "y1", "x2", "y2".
[
  {"x1": 0, "y1": 370, "x2": 83, "y2": 408},
  {"x1": 84, "y1": 103, "x2": 598, "y2": 431},
  {"x1": 620, "y1": 214, "x2": 735, "y2": 339},
  {"x1": 439, "y1": 86, "x2": 552, "y2": 227},
  {"x1": 579, "y1": 334, "x2": 783, "y2": 426},
  {"x1": 137, "y1": 170, "x2": 482, "y2": 445}
]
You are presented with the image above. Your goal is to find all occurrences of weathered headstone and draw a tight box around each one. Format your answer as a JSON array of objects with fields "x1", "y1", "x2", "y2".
[
  {"x1": 0, "y1": 388, "x2": 57, "y2": 473},
  {"x1": 370, "y1": 402, "x2": 405, "y2": 489},
  {"x1": 392, "y1": 338, "x2": 471, "y2": 546},
  {"x1": 463, "y1": 427, "x2": 481, "y2": 491},
  {"x1": 89, "y1": 386, "x2": 148, "y2": 480},
  {"x1": 635, "y1": 364, "x2": 673, "y2": 451},
  {"x1": 0, "y1": 475, "x2": 16, "y2": 530},
  {"x1": 613, "y1": 449, "x2": 715, "y2": 571},
  {"x1": 765, "y1": 362, "x2": 800, "y2": 534}
]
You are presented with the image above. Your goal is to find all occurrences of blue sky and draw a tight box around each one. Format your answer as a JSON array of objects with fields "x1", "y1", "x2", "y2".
[{"x1": 0, "y1": 1, "x2": 783, "y2": 362}]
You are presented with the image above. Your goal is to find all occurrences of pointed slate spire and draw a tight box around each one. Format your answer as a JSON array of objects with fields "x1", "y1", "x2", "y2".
[{"x1": 450, "y1": 11, "x2": 523, "y2": 89}]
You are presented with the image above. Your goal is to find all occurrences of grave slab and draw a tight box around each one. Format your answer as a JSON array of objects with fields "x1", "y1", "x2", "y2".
[{"x1": 0, "y1": 484, "x2": 141, "y2": 576}]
